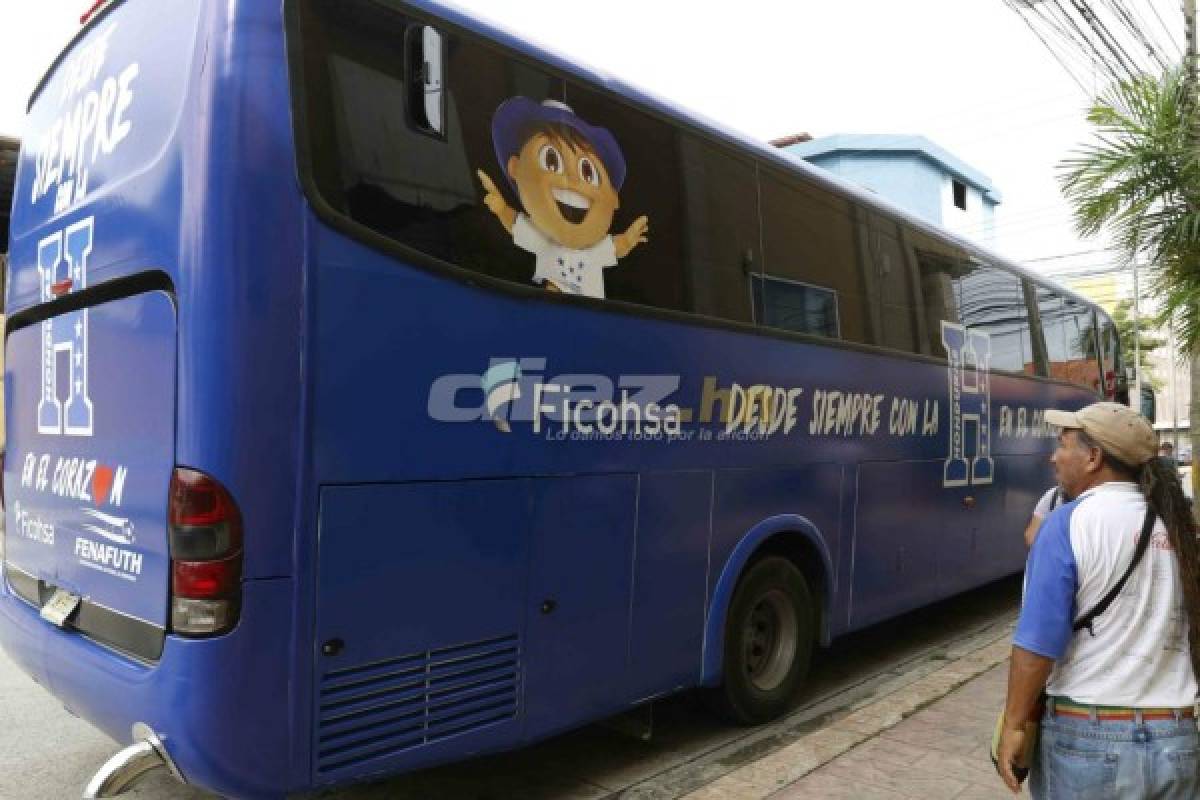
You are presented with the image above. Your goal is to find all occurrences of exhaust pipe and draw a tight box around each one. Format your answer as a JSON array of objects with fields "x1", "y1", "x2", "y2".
[{"x1": 83, "y1": 724, "x2": 184, "y2": 799}]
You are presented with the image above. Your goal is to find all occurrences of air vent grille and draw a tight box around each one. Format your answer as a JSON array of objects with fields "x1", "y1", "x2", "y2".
[{"x1": 316, "y1": 634, "x2": 520, "y2": 774}]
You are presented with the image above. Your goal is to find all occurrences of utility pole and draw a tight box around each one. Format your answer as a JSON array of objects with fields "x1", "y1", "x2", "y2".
[
  {"x1": 1170, "y1": 319, "x2": 1180, "y2": 453},
  {"x1": 1133, "y1": 262, "x2": 1142, "y2": 406}
]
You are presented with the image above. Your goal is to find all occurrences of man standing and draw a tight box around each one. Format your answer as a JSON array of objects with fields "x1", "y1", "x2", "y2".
[{"x1": 997, "y1": 403, "x2": 1200, "y2": 797}]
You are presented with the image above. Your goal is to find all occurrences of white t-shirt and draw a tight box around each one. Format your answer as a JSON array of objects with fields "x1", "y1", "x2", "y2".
[
  {"x1": 513, "y1": 214, "x2": 617, "y2": 299},
  {"x1": 1032, "y1": 486, "x2": 1064, "y2": 520},
  {"x1": 1015, "y1": 482, "x2": 1197, "y2": 707}
]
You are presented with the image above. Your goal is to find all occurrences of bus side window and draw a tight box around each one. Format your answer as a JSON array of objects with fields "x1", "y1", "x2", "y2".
[
  {"x1": 303, "y1": 0, "x2": 564, "y2": 286},
  {"x1": 561, "y1": 82, "x2": 689, "y2": 312},
  {"x1": 758, "y1": 169, "x2": 869, "y2": 343},
  {"x1": 955, "y1": 263, "x2": 1032, "y2": 374},
  {"x1": 680, "y1": 135, "x2": 757, "y2": 324},
  {"x1": 1099, "y1": 313, "x2": 1119, "y2": 397},
  {"x1": 751, "y1": 274, "x2": 839, "y2": 338},
  {"x1": 910, "y1": 234, "x2": 969, "y2": 358},
  {"x1": 1040, "y1": 288, "x2": 1097, "y2": 387},
  {"x1": 1065, "y1": 298, "x2": 1101, "y2": 390},
  {"x1": 861, "y1": 210, "x2": 918, "y2": 353}
]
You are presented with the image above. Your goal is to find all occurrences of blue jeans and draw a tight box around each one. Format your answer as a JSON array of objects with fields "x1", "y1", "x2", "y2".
[{"x1": 1030, "y1": 705, "x2": 1200, "y2": 799}]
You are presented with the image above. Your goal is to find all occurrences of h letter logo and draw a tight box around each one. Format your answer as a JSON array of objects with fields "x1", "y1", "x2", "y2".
[
  {"x1": 37, "y1": 217, "x2": 94, "y2": 437},
  {"x1": 941, "y1": 321, "x2": 992, "y2": 487}
]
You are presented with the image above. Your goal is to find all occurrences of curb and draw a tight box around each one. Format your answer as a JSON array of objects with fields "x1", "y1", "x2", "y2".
[{"x1": 679, "y1": 629, "x2": 1013, "y2": 799}]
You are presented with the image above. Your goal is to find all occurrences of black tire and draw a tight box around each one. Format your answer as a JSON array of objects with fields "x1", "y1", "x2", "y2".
[{"x1": 711, "y1": 556, "x2": 815, "y2": 725}]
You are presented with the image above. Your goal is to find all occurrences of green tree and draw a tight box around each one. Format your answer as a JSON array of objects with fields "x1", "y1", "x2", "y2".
[
  {"x1": 1059, "y1": 65, "x2": 1200, "y2": 469},
  {"x1": 1111, "y1": 299, "x2": 1166, "y2": 390}
]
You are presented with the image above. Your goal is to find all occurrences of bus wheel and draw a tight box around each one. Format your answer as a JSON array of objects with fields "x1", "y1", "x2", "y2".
[{"x1": 713, "y1": 556, "x2": 814, "y2": 725}]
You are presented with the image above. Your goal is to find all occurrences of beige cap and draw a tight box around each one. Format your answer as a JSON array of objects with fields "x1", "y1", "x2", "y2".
[{"x1": 1044, "y1": 402, "x2": 1157, "y2": 467}]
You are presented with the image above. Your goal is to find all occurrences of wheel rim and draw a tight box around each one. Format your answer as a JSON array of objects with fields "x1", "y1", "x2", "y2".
[{"x1": 742, "y1": 588, "x2": 798, "y2": 691}]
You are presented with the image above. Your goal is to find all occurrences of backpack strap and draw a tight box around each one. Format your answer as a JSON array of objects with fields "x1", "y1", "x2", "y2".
[{"x1": 1072, "y1": 506, "x2": 1157, "y2": 636}]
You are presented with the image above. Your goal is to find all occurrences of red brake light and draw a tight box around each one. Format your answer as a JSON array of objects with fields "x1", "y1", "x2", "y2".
[
  {"x1": 169, "y1": 468, "x2": 242, "y2": 560},
  {"x1": 168, "y1": 467, "x2": 243, "y2": 636},
  {"x1": 173, "y1": 555, "x2": 242, "y2": 599}
]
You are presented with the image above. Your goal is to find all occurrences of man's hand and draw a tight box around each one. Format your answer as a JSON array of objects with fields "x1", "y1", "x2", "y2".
[
  {"x1": 996, "y1": 647, "x2": 1054, "y2": 795},
  {"x1": 477, "y1": 170, "x2": 517, "y2": 233},
  {"x1": 614, "y1": 215, "x2": 650, "y2": 258},
  {"x1": 996, "y1": 723, "x2": 1030, "y2": 794}
]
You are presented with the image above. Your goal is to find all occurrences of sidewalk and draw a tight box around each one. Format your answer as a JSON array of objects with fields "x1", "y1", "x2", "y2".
[
  {"x1": 774, "y1": 663, "x2": 1012, "y2": 799},
  {"x1": 683, "y1": 636, "x2": 1016, "y2": 800}
]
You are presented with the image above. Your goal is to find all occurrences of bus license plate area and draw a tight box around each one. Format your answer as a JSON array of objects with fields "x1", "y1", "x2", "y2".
[{"x1": 41, "y1": 588, "x2": 82, "y2": 628}]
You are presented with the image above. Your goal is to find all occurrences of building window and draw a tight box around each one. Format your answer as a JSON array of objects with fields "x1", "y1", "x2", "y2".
[{"x1": 952, "y1": 179, "x2": 967, "y2": 211}]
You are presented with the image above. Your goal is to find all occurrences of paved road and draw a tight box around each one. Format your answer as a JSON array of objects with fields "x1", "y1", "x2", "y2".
[{"x1": 0, "y1": 576, "x2": 1021, "y2": 800}]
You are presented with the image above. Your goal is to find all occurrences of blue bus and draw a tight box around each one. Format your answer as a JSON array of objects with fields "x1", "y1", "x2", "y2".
[{"x1": 0, "y1": 1, "x2": 1123, "y2": 797}]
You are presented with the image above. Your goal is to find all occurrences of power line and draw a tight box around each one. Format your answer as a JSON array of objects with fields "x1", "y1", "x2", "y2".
[
  {"x1": 1043, "y1": 0, "x2": 1129, "y2": 83},
  {"x1": 1098, "y1": 0, "x2": 1169, "y2": 70},
  {"x1": 1143, "y1": 0, "x2": 1186, "y2": 59},
  {"x1": 1064, "y1": 0, "x2": 1142, "y2": 78},
  {"x1": 1005, "y1": 0, "x2": 1104, "y2": 92},
  {"x1": 1023, "y1": 246, "x2": 1120, "y2": 262}
]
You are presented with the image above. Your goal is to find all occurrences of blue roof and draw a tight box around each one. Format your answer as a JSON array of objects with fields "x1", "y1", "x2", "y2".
[{"x1": 783, "y1": 134, "x2": 1002, "y2": 204}]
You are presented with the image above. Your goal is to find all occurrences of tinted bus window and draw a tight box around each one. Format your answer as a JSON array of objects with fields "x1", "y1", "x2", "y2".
[
  {"x1": 865, "y1": 212, "x2": 919, "y2": 353},
  {"x1": 910, "y1": 233, "x2": 971, "y2": 358},
  {"x1": 1040, "y1": 288, "x2": 1099, "y2": 388},
  {"x1": 751, "y1": 274, "x2": 838, "y2": 337},
  {"x1": 956, "y1": 263, "x2": 1032, "y2": 373},
  {"x1": 680, "y1": 136, "x2": 757, "y2": 323},
  {"x1": 759, "y1": 170, "x2": 869, "y2": 343},
  {"x1": 1099, "y1": 312, "x2": 1119, "y2": 398},
  {"x1": 303, "y1": 1, "x2": 691, "y2": 310},
  {"x1": 562, "y1": 81, "x2": 687, "y2": 311}
]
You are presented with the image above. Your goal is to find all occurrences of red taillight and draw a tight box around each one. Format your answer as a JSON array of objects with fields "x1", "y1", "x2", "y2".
[
  {"x1": 168, "y1": 467, "x2": 243, "y2": 636},
  {"x1": 172, "y1": 554, "x2": 242, "y2": 599}
]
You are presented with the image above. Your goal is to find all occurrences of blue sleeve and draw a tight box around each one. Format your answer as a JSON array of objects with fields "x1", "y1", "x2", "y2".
[{"x1": 1014, "y1": 503, "x2": 1079, "y2": 659}]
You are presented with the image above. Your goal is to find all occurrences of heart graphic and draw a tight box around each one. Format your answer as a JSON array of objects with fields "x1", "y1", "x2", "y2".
[{"x1": 92, "y1": 464, "x2": 115, "y2": 505}]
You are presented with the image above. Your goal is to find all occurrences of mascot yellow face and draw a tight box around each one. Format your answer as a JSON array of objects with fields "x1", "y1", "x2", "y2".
[{"x1": 506, "y1": 124, "x2": 620, "y2": 251}]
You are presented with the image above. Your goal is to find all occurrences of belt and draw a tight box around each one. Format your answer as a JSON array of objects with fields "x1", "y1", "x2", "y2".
[{"x1": 1050, "y1": 698, "x2": 1195, "y2": 722}]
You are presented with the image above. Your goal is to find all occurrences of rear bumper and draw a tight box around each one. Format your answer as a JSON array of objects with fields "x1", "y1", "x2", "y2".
[{"x1": 0, "y1": 570, "x2": 296, "y2": 800}]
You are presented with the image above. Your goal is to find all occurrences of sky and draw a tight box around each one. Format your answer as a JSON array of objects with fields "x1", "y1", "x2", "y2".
[{"x1": 0, "y1": 0, "x2": 1187, "y2": 287}]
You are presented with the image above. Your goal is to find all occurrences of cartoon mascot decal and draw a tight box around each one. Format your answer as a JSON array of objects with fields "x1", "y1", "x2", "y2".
[{"x1": 477, "y1": 97, "x2": 650, "y2": 299}]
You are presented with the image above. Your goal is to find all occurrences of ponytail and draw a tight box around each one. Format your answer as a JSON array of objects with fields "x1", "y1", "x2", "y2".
[{"x1": 1139, "y1": 458, "x2": 1200, "y2": 678}]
